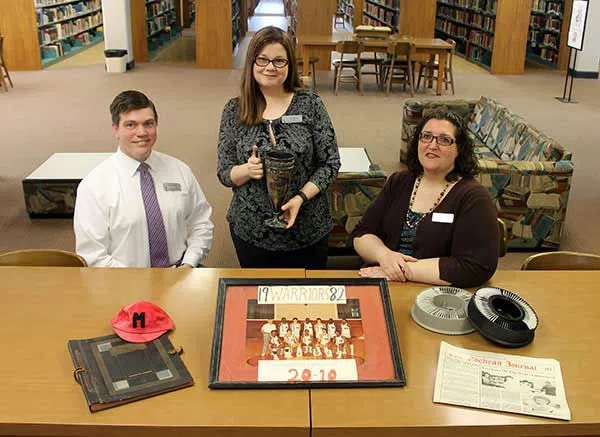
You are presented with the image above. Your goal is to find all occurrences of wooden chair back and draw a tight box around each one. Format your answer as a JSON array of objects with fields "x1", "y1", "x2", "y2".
[
  {"x1": 521, "y1": 251, "x2": 600, "y2": 270},
  {"x1": 0, "y1": 249, "x2": 87, "y2": 267},
  {"x1": 335, "y1": 40, "x2": 363, "y2": 55}
]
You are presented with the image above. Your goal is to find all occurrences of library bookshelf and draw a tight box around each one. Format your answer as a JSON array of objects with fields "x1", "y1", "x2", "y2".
[
  {"x1": 527, "y1": 0, "x2": 573, "y2": 70},
  {"x1": 434, "y1": 0, "x2": 530, "y2": 74},
  {"x1": 176, "y1": 0, "x2": 196, "y2": 28},
  {"x1": 297, "y1": 0, "x2": 337, "y2": 71},
  {"x1": 0, "y1": 0, "x2": 103, "y2": 70},
  {"x1": 362, "y1": 0, "x2": 400, "y2": 32},
  {"x1": 131, "y1": 0, "x2": 180, "y2": 62},
  {"x1": 196, "y1": 0, "x2": 247, "y2": 68}
]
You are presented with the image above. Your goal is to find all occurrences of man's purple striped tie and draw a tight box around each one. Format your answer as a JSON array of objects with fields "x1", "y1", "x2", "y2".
[{"x1": 139, "y1": 163, "x2": 170, "y2": 267}]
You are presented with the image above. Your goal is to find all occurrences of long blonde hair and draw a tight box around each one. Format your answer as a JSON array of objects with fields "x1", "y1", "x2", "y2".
[{"x1": 239, "y1": 26, "x2": 303, "y2": 126}]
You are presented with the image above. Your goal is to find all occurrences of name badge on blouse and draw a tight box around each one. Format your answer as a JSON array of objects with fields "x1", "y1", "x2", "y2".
[
  {"x1": 281, "y1": 115, "x2": 303, "y2": 124},
  {"x1": 163, "y1": 183, "x2": 181, "y2": 192},
  {"x1": 432, "y1": 212, "x2": 454, "y2": 223}
]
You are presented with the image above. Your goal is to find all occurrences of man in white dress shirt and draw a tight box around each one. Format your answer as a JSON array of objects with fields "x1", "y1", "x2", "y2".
[{"x1": 74, "y1": 90, "x2": 213, "y2": 267}]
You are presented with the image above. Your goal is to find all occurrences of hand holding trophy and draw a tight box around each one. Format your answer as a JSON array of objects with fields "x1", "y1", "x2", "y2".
[{"x1": 264, "y1": 150, "x2": 295, "y2": 229}]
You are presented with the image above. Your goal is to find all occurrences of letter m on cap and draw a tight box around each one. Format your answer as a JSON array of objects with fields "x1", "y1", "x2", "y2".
[{"x1": 132, "y1": 312, "x2": 146, "y2": 329}]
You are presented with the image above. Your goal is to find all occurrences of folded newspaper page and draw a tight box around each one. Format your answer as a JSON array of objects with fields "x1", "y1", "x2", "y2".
[{"x1": 433, "y1": 342, "x2": 571, "y2": 421}]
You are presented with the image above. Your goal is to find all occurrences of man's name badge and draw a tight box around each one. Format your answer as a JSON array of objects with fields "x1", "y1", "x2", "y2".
[
  {"x1": 281, "y1": 115, "x2": 303, "y2": 124},
  {"x1": 163, "y1": 183, "x2": 182, "y2": 192}
]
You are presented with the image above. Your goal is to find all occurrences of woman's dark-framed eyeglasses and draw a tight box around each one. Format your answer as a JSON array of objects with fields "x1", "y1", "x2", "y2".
[
  {"x1": 419, "y1": 132, "x2": 455, "y2": 147},
  {"x1": 254, "y1": 55, "x2": 289, "y2": 68}
]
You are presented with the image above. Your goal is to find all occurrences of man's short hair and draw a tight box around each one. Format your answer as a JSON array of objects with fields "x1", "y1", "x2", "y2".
[{"x1": 110, "y1": 90, "x2": 158, "y2": 125}]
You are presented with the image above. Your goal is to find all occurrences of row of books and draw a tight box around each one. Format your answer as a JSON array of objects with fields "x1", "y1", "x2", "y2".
[
  {"x1": 36, "y1": 0, "x2": 100, "y2": 26},
  {"x1": 530, "y1": 15, "x2": 561, "y2": 30},
  {"x1": 529, "y1": 32, "x2": 558, "y2": 50},
  {"x1": 436, "y1": 19, "x2": 469, "y2": 40},
  {"x1": 232, "y1": 0, "x2": 242, "y2": 51},
  {"x1": 532, "y1": 0, "x2": 563, "y2": 15},
  {"x1": 437, "y1": 0, "x2": 497, "y2": 14},
  {"x1": 438, "y1": 6, "x2": 495, "y2": 32},
  {"x1": 364, "y1": 3, "x2": 397, "y2": 25},
  {"x1": 36, "y1": 0, "x2": 87, "y2": 7},
  {"x1": 147, "y1": 11, "x2": 176, "y2": 37},
  {"x1": 38, "y1": 12, "x2": 102, "y2": 44},
  {"x1": 470, "y1": 29, "x2": 493, "y2": 50},
  {"x1": 40, "y1": 28, "x2": 102, "y2": 60},
  {"x1": 146, "y1": 0, "x2": 175, "y2": 21},
  {"x1": 365, "y1": 0, "x2": 398, "y2": 8}
]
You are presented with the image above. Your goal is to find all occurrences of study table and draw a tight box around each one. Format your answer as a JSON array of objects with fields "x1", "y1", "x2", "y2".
[
  {"x1": 1, "y1": 267, "x2": 600, "y2": 437},
  {"x1": 298, "y1": 35, "x2": 454, "y2": 95},
  {"x1": 306, "y1": 270, "x2": 600, "y2": 436},
  {"x1": 0, "y1": 267, "x2": 308, "y2": 437}
]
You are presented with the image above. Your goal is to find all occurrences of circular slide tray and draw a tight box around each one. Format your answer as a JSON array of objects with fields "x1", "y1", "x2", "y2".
[
  {"x1": 467, "y1": 287, "x2": 538, "y2": 348},
  {"x1": 410, "y1": 286, "x2": 475, "y2": 335}
]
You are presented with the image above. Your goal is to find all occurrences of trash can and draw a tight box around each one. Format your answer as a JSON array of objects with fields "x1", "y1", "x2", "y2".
[{"x1": 104, "y1": 49, "x2": 128, "y2": 73}]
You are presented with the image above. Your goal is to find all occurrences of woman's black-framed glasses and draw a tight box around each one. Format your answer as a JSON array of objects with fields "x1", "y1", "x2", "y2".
[
  {"x1": 419, "y1": 132, "x2": 455, "y2": 147},
  {"x1": 254, "y1": 55, "x2": 289, "y2": 68}
]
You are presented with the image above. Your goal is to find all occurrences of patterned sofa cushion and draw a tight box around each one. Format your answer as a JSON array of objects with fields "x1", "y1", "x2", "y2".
[{"x1": 468, "y1": 96, "x2": 503, "y2": 141}]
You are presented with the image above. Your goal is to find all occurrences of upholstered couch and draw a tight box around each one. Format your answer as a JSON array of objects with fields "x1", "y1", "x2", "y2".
[{"x1": 400, "y1": 97, "x2": 574, "y2": 250}]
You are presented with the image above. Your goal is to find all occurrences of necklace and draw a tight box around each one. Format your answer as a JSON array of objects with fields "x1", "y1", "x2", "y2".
[{"x1": 405, "y1": 175, "x2": 451, "y2": 229}]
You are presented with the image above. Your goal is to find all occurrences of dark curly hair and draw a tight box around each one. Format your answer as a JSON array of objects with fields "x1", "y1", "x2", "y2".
[{"x1": 406, "y1": 109, "x2": 478, "y2": 181}]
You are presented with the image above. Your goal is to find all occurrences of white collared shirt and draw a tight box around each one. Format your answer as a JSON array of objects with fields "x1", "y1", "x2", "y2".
[{"x1": 74, "y1": 149, "x2": 214, "y2": 267}]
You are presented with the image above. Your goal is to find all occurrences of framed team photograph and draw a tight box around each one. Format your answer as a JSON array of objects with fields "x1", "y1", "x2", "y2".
[{"x1": 209, "y1": 278, "x2": 406, "y2": 389}]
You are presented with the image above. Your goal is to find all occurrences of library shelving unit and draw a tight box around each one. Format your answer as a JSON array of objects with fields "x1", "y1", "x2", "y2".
[
  {"x1": 362, "y1": 0, "x2": 400, "y2": 32},
  {"x1": 434, "y1": 0, "x2": 530, "y2": 74},
  {"x1": 131, "y1": 0, "x2": 180, "y2": 62},
  {"x1": 296, "y1": 0, "x2": 337, "y2": 70},
  {"x1": 36, "y1": 0, "x2": 104, "y2": 67},
  {"x1": 0, "y1": 0, "x2": 103, "y2": 70},
  {"x1": 527, "y1": 0, "x2": 572, "y2": 68},
  {"x1": 176, "y1": 0, "x2": 196, "y2": 28},
  {"x1": 196, "y1": 0, "x2": 247, "y2": 68},
  {"x1": 286, "y1": 0, "x2": 298, "y2": 43},
  {"x1": 339, "y1": 0, "x2": 355, "y2": 28},
  {"x1": 232, "y1": 0, "x2": 242, "y2": 52}
]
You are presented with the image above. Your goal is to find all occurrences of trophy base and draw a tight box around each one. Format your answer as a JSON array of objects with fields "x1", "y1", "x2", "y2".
[{"x1": 264, "y1": 216, "x2": 288, "y2": 229}]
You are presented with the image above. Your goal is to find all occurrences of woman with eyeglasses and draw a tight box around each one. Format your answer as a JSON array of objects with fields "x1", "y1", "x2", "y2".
[
  {"x1": 352, "y1": 109, "x2": 498, "y2": 287},
  {"x1": 217, "y1": 26, "x2": 340, "y2": 268}
]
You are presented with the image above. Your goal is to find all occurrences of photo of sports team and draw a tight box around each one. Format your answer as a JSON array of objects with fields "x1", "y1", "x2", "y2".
[{"x1": 244, "y1": 301, "x2": 365, "y2": 364}]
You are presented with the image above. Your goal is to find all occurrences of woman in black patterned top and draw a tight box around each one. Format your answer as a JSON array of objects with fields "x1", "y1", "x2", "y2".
[{"x1": 217, "y1": 26, "x2": 340, "y2": 268}]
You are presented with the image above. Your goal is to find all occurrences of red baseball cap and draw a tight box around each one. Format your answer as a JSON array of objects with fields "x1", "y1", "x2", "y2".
[{"x1": 111, "y1": 301, "x2": 174, "y2": 343}]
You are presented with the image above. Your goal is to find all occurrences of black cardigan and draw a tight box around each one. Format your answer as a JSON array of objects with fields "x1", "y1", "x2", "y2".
[{"x1": 352, "y1": 170, "x2": 499, "y2": 287}]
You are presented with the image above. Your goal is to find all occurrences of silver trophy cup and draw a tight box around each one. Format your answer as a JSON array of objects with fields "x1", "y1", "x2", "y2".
[{"x1": 264, "y1": 150, "x2": 295, "y2": 229}]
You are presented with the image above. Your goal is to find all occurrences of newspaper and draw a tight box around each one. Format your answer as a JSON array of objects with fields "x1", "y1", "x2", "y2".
[{"x1": 433, "y1": 342, "x2": 571, "y2": 421}]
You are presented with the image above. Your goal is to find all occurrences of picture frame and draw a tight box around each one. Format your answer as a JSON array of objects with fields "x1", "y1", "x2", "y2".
[
  {"x1": 209, "y1": 278, "x2": 406, "y2": 389},
  {"x1": 567, "y1": 0, "x2": 588, "y2": 51}
]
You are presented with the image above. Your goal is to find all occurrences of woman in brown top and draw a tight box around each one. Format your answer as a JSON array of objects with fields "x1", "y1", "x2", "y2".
[{"x1": 352, "y1": 109, "x2": 498, "y2": 287}]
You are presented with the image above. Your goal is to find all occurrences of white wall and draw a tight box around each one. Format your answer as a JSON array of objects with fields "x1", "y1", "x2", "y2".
[
  {"x1": 101, "y1": 0, "x2": 134, "y2": 64},
  {"x1": 573, "y1": 0, "x2": 600, "y2": 74}
]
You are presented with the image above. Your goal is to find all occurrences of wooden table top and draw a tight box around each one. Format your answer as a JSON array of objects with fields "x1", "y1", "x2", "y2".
[
  {"x1": 299, "y1": 35, "x2": 453, "y2": 50},
  {"x1": 305, "y1": 270, "x2": 600, "y2": 436},
  {"x1": 0, "y1": 267, "x2": 308, "y2": 437}
]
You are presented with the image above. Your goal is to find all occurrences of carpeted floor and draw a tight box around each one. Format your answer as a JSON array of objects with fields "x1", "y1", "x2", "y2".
[{"x1": 1, "y1": 5, "x2": 599, "y2": 271}]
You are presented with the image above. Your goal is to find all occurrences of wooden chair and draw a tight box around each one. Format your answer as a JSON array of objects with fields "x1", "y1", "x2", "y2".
[
  {"x1": 381, "y1": 41, "x2": 415, "y2": 96},
  {"x1": 0, "y1": 249, "x2": 87, "y2": 267},
  {"x1": 355, "y1": 37, "x2": 389, "y2": 90},
  {"x1": 417, "y1": 38, "x2": 455, "y2": 94},
  {"x1": 332, "y1": 40, "x2": 363, "y2": 95},
  {"x1": 0, "y1": 35, "x2": 14, "y2": 92},
  {"x1": 521, "y1": 251, "x2": 600, "y2": 271},
  {"x1": 497, "y1": 218, "x2": 507, "y2": 258},
  {"x1": 296, "y1": 56, "x2": 319, "y2": 89}
]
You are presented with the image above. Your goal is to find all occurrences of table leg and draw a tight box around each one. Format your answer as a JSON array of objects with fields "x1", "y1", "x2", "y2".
[
  {"x1": 437, "y1": 51, "x2": 447, "y2": 96},
  {"x1": 301, "y1": 45, "x2": 310, "y2": 85}
]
